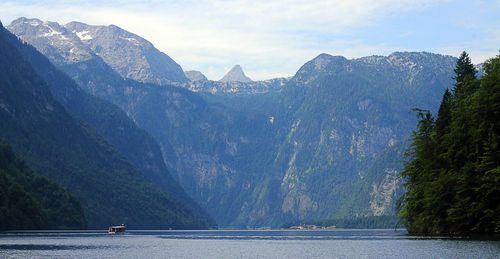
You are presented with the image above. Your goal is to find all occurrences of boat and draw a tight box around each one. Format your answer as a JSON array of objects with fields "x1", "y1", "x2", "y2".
[{"x1": 108, "y1": 224, "x2": 126, "y2": 234}]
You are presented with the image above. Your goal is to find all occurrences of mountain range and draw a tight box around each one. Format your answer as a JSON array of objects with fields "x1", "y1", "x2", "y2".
[
  {"x1": 6, "y1": 17, "x2": 458, "y2": 228},
  {"x1": 0, "y1": 21, "x2": 215, "y2": 229}
]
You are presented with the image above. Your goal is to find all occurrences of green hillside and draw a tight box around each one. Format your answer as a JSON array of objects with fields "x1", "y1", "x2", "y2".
[{"x1": 0, "y1": 141, "x2": 86, "y2": 230}]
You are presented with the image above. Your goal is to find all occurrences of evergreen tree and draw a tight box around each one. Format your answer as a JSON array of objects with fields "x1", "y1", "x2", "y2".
[
  {"x1": 453, "y1": 51, "x2": 477, "y2": 97},
  {"x1": 445, "y1": 61, "x2": 481, "y2": 233},
  {"x1": 399, "y1": 51, "x2": 500, "y2": 235},
  {"x1": 435, "y1": 89, "x2": 452, "y2": 148},
  {"x1": 399, "y1": 109, "x2": 436, "y2": 234},
  {"x1": 471, "y1": 53, "x2": 500, "y2": 233}
]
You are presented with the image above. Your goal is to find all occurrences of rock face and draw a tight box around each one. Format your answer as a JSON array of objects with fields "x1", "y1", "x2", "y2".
[
  {"x1": 185, "y1": 70, "x2": 208, "y2": 82},
  {"x1": 219, "y1": 64, "x2": 253, "y2": 82},
  {"x1": 8, "y1": 17, "x2": 187, "y2": 84},
  {"x1": 186, "y1": 77, "x2": 288, "y2": 94},
  {"x1": 7, "y1": 17, "x2": 94, "y2": 65}
]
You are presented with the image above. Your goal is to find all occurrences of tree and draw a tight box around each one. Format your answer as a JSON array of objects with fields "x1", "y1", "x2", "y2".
[
  {"x1": 471, "y1": 53, "x2": 500, "y2": 233},
  {"x1": 399, "y1": 51, "x2": 500, "y2": 235},
  {"x1": 399, "y1": 109, "x2": 436, "y2": 234},
  {"x1": 434, "y1": 89, "x2": 452, "y2": 147},
  {"x1": 453, "y1": 51, "x2": 477, "y2": 97}
]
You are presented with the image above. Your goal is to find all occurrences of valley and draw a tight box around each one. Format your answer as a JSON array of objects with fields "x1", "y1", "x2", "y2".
[{"x1": 6, "y1": 18, "x2": 457, "y2": 228}]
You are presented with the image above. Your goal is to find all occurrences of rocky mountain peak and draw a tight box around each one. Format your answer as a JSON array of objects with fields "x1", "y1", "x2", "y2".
[
  {"x1": 8, "y1": 17, "x2": 188, "y2": 84},
  {"x1": 7, "y1": 18, "x2": 94, "y2": 65},
  {"x1": 219, "y1": 64, "x2": 252, "y2": 82},
  {"x1": 64, "y1": 21, "x2": 87, "y2": 31},
  {"x1": 185, "y1": 70, "x2": 208, "y2": 82},
  {"x1": 293, "y1": 53, "x2": 348, "y2": 82},
  {"x1": 311, "y1": 53, "x2": 346, "y2": 70}
]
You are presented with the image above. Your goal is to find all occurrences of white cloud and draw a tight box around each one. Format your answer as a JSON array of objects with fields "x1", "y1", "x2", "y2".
[{"x1": 3, "y1": 0, "x2": 497, "y2": 80}]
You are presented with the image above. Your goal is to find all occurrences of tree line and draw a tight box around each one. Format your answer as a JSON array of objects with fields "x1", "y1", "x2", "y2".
[{"x1": 399, "y1": 51, "x2": 500, "y2": 235}]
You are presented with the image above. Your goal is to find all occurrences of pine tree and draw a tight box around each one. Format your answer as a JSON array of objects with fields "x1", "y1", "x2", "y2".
[
  {"x1": 435, "y1": 89, "x2": 452, "y2": 148},
  {"x1": 471, "y1": 53, "x2": 500, "y2": 233},
  {"x1": 399, "y1": 109, "x2": 436, "y2": 234},
  {"x1": 399, "y1": 51, "x2": 500, "y2": 235},
  {"x1": 453, "y1": 51, "x2": 477, "y2": 97}
]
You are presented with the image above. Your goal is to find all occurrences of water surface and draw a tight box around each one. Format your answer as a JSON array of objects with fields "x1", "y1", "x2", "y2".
[{"x1": 1, "y1": 229, "x2": 499, "y2": 258}]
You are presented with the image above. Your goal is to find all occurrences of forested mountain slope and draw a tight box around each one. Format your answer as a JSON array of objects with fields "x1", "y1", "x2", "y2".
[
  {"x1": 4, "y1": 23, "x2": 215, "y2": 229},
  {"x1": 0, "y1": 141, "x2": 86, "y2": 230},
  {"x1": 0, "y1": 23, "x2": 215, "y2": 229}
]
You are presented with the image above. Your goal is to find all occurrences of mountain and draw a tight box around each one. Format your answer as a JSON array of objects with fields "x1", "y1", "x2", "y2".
[
  {"x1": 9, "y1": 18, "x2": 458, "y2": 228},
  {"x1": 0, "y1": 23, "x2": 215, "y2": 229},
  {"x1": 185, "y1": 70, "x2": 208, "y2": 82},
  {"x1": 7, "y1": 19, "x2": 215, "y2": 230},
  {"x1": 143, "y1": 51, "x2": 454, "y2": 227},
  {"x1": 201, "y1": 52, "x2": 456, "y2": 227},
  {"x1": 8, "y1": 18, "x2": 283, "y2": 95},
  {"x1": 0, "y1": 141, "x2": 86, "y2": 230},
  {"x1": 8, "y1": 17, "x2": 187, "y2": 84},
  {"x1": 6, "y1": 18, "x2": 94, "y2": 66},
  {"x1": 219, "y1": 64, "x2": 253, "y2": 82}
]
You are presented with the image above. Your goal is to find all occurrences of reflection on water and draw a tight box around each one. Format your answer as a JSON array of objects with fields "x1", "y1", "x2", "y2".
[
  {"x1": 1, "y1": 229, "x2": 500, "y2": 258},
  {"x1": 154, "y1": 229, "x2": 410, "y2": 240},
  {"x1": 0, "y1": 244, "x2": 100, "y2": 250}
]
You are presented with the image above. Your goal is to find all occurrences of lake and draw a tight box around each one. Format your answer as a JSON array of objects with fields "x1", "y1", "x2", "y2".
[{"x1": 1, "y1": 229, "x2": 499, "y2": 258}]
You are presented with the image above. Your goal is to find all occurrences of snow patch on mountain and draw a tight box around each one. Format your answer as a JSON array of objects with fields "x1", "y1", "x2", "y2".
[{"x1": 75, "y1": 30, "x2": 92, "y2": 41}]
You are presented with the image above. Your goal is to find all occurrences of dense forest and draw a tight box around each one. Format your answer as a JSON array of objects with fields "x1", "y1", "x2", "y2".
[
  {"x1": 0, "y1": 141, "x2": 87, "y2": 230},
  {"x1": 399, "y1": 51, "x2": 500, "y2": 235}
]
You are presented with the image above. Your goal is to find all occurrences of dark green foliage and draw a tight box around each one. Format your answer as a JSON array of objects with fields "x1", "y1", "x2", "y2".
[
  {"x1": 0, "y1": 172, "x2": 47, "y2": 230},
  {"x1": 435, "y1": 89, "x2": 452, "y2": 145},
  {"x1": 0, "y1": 24, "x2": 215, "y2": 229},
  {"x1": 399, "y1": 51, "x2": 500, "y2": 235},
  {"x1": 453, "y1": 51, "x2": 477, "y2": 96},
  {"x1": 0, "y1": 140, "x2": 86, "y2": 230}
]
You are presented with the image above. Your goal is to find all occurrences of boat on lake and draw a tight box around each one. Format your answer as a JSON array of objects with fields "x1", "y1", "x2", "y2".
[{"x1": 108, "y1": 224, "x2": 126, "y2": 234}]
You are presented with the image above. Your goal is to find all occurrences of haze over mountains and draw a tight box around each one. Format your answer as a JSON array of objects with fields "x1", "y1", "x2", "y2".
[{"x1": 5, "y1": 17, "x2": 460, "y2": 228}]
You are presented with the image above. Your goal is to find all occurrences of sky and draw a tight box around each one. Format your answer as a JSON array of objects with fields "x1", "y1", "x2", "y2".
[{"x1": 1, "y1": 0, "x2": 499, "y2": 80}]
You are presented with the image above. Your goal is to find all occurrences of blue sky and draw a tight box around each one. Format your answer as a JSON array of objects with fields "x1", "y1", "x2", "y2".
[{"x1": 1, "y1": 0, "x2": 499, "y2": 80}]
